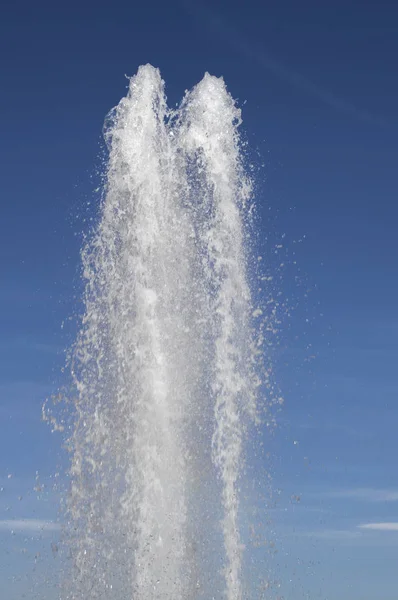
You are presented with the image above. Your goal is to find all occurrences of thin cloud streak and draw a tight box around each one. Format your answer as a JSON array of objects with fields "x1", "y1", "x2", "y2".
[
  {"x1": 359, "y1": 523, "x2": 398, "y2": 531},
  {"x1": 182, "y1": 0, "x2": 388, "y2": 128},
  {"x1": 0, "y1": 519, "x2": 61, "y2": 533},
  {"x1": 302, "y1": 528, "x2": 361, "y2": 540},
  {"x1": 321, "y1": 488, "x2": 398, "y2": 502},
  {"x1": 291, "y1": 526, "x2": 398, "y2": 547}
]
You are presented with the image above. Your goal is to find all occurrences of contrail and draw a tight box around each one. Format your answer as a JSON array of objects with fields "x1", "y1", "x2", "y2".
[{"x1": 182, "y1": 0, "x2": 388, "y2": 128}]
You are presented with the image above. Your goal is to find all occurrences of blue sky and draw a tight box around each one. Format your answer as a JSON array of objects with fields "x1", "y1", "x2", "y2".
[{"x1": 1, "y1": 0, "x2": 398, "y2": 597}]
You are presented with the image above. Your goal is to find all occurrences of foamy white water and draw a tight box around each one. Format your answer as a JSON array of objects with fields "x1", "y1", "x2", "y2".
[{"x1": 65, "y1": 64, "x2": 259, "y2": 600}]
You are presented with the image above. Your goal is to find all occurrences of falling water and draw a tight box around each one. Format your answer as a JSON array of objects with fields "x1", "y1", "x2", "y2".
[{"x1": 65, "y1": 65, "x2": 260, "y2": 600}]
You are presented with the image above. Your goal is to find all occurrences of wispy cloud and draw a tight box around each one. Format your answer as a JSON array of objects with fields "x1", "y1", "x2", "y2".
[
  {"x1": 359, "y1": 523, "x2": 398, "y2": 532},
  {"x1": 0, "y1": 519, "x2": 61, "y2": 533},
  {"x1": 288, "y1": 418, "x2": 373, "y2": 441},
  {"x1": 182, "y1": 0, "x2": 388, "y2": 128},
  {"x1": 302, "y1": 528, "x2": 362, "y2": 540},
  {"x1": 317, "y1": 488, "x2": 398, "y2": 502},
  {"x1": 297, "y1": 525, "x2": 398, "y2": 545}
]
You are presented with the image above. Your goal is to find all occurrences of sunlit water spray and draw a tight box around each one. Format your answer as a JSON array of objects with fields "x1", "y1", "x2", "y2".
[{"x1": 65, "y1": 64, "x2": 263, "y2": 600}]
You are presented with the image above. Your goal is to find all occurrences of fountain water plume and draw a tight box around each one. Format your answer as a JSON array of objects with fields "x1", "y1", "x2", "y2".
[{"x1": 65, "y1": 64, "x2": 259, "y2": 600}]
